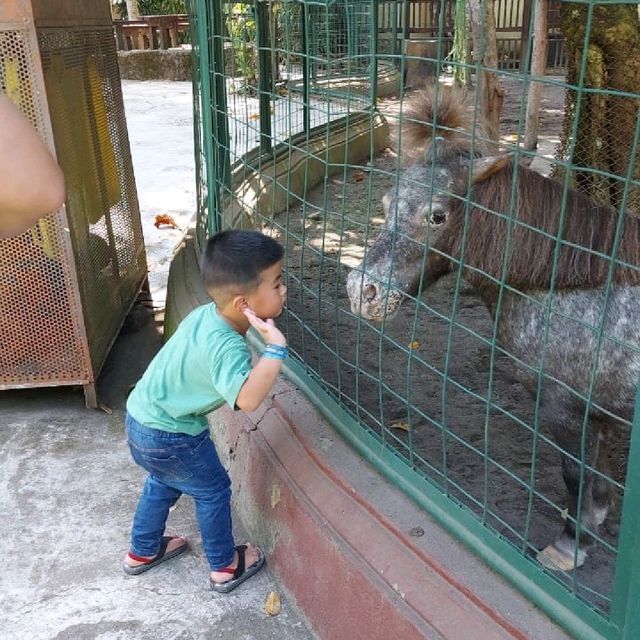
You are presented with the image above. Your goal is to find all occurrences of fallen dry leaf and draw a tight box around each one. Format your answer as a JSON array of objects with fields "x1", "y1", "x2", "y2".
[
  {"x1": 390, "y1": 421, "x2": 410, "y2": 432},
  {"x1": 154, "y1": 214, "x2": 180, "y2": 229},
  {"x1": 264, "y1": 590, "x2": 281, "y2": 616},
  {"x1": 408, "y1": 340, "x2": 421, "y2": 350},
  {"x1": 353, "y1": 171, "x2": 365, "y2": 183}
]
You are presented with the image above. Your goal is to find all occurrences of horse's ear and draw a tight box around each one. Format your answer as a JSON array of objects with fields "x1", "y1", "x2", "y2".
[
  {"x1": 425, "y1": 136, "x2": 447, "y2": 163},
  {"x1": 471, "y1": 154, "x2": 513, "y2": 184}
]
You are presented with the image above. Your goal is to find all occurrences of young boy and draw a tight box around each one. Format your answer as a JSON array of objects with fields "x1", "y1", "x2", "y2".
[{"x1": 123, "y1": 229, "x2": 288, "y2": 593}]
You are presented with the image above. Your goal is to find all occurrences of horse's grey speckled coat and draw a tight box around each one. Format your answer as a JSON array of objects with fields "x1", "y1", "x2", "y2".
[{"x1": 347, "y1": 86, "x2": 640, "y2": 568}]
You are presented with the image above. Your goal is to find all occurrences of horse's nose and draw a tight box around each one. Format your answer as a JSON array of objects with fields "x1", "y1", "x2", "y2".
[{"x1": 363, "y1": 283, "x2": 377, "y2": 303}]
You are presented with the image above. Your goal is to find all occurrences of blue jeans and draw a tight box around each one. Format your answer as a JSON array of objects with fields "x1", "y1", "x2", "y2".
[{"x1": 125, "y1": 412, "x2": 235, "y2": 570}]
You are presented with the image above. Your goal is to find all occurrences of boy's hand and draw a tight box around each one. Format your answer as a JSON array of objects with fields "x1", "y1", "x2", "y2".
[{"x1": 242, "y1": 308, "x2": 287, "y2": 346}]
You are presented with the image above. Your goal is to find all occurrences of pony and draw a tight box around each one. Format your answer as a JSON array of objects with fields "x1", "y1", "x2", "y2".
[{"x1": 346, "y1": 85, "x2": 640, "y2": 570}]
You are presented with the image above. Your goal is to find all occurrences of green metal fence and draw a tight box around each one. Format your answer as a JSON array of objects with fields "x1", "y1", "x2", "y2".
[{"x1": 187, "y1": 1, "x2": 640, "y2": 637}]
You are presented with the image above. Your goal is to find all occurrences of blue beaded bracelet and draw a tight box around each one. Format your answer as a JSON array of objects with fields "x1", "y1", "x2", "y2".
[{"x1": 262, "y1": 343, "x2": 288, "y2": 360}]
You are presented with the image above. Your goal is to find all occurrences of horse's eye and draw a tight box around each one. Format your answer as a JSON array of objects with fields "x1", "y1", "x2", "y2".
[{"x1": 430, "y1": 210, "x2": 447, "y2": 225}]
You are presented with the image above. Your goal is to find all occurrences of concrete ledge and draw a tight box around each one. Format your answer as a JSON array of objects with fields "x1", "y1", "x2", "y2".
[
  {"x1": 287, "y1": 62, "x2": 401, "y2": 99},
  {"x1": 117, "y1": 49, "x2": 191, "y2": 81},
  {"x1": 166, "y1": 231, "x2": 569, "y2": 639},
  {"x1": 222, "y1": 112, "x2": 389, "y2": 229},
  {"x1": 210, "y1": 399, "x2": 536, "y2": 640}
]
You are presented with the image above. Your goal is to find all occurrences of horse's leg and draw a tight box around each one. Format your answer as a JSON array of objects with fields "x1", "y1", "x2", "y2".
[
  {"x1": 536, "y1": 403, "x2": 610, "y2": 571},
  {"x1": 589, "y1": 423, "x2": 614, "y2": 529}
]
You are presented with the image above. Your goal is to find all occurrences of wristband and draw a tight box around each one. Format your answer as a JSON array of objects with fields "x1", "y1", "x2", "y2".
[{"x1": 262, "y1": 343, "x2": 288, "y2": 360}]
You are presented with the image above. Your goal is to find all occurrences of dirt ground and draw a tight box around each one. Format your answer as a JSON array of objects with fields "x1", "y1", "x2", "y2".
[{"x1": 271, "y1": 75, "x2": 627, "y2": 615}]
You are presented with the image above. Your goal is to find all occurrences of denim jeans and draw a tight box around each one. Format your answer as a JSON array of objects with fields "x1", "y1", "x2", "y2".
[{"x1": 125, "y1": 412, "x2": 235, "y2": 570}]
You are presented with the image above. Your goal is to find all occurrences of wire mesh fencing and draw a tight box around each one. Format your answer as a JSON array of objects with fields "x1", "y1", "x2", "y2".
[{"x1": 188, "y1": 2, "x2": 640, "y2": 637}]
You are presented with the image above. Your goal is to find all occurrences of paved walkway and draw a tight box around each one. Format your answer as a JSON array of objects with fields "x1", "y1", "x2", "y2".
[
  {"x1": 0, "y1": 81, "x2": 314, "y2": 640},
  {"x1": 121, "y1": 79, "x2": 197, "y2": 306}
]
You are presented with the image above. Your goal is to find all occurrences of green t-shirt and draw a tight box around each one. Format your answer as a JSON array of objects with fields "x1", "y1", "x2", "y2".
[{"x1": 126, "y1": 303, "x2": 252, "y2": 435}]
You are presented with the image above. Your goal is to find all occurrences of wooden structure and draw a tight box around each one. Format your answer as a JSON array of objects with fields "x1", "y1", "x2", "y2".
[
  {"x1": 113, "y1": 14, "x2": 189, "y2": 51},
  {"x1": 379, "y1": 0, "x2": 565, "y2": 71}
]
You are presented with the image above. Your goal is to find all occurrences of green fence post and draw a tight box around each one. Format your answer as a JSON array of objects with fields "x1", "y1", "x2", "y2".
[
  {"x1": 193, "y1": 0, "x2": 218, "y2": 237},
  {"x1": 300, "y1": 2, "x2": 310, "y2": 134},
  {"x1": 391, "y1": 0, "x2": 398, "y2": 62},
  {"x1": 209, "y1": 0, "x2": 231, "y2": 233},
  {"x1": 607, "y1": 66, "x2": 640, "y2": 639},
  {"x1": 402, "y1": 0, "x2": 410, "y2": 41},
  {"x1": 610, "y1": 380, "x2": 640, "y2": 638},
  {"x1": 255, "y1": 0, "x2": 273, "y2": 154},
  {"x1": 370, "y1": 0, "x2": 378, "y2": 107}
]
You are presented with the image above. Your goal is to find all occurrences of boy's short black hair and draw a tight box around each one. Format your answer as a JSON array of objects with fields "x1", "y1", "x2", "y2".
[{"x1": 202, "y1": 229, "x2": 284, "y2": 302}]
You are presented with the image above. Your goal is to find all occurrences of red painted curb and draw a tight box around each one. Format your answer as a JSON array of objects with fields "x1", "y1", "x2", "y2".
[{"x1": 209, "y1": 388, "x2": 564, "y2": 640}]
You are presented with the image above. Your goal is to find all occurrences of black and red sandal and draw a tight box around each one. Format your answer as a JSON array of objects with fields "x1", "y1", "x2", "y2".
[
  {"x1": 210, "y1": 544, "x2": 265, "y2": 594},
  {"x1": 123, "y1": 535, "x2": 188, "y2": 575}
]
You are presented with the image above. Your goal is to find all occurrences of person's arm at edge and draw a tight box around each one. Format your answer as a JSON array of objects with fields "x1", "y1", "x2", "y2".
[{"x1": 0, "y1": 95, "x2": 66, "y2": 239}]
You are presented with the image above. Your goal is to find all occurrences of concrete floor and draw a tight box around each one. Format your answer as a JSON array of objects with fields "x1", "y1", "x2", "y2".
[{"x1": 0, "y1": 306, "x2": 315, "y2": 640}]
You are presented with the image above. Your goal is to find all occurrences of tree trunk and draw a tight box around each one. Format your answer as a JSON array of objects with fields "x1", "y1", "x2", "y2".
[
  {"x1": 451, "y1": 0, "x2": 470, "y2": 88},
  {"x1": 468, "y1": 0, "x2": 504, "y2": 151},
  {"x1": 269, "y1": 1, "x2": 280, "y2": 84},
  {"x1": 523, "y1": 0, "x2": 548, "y2": 151},
  {"x1": 126, "y1": 0, "x2": 141, "y2": 20},
  {"x1": 555, "y1": 4, "x2": 640, "y2": 210}
]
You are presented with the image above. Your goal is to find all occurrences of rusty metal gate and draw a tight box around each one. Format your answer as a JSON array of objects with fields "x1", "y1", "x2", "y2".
[{"x1": 0, "y1": 0, "x2": 147, "y2": 407}]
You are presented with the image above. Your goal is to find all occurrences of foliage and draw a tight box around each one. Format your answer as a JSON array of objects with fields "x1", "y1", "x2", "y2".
[
  {"x1": 276, "y1": 1, "x2": 301, "y2": 52},
  {"x1": 115, "y1": 0, "x2": 187, "y2": 19},
  {"x1": 226, "y1": 3, "x2": 257, "y2": 87},
  {"x1": 554, "y1": 3, "x2": 640, "y2": 210}
]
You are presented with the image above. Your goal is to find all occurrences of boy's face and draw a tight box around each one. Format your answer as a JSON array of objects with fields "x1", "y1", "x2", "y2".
[{"x1": 244, "y1": 260, "x2": 287, "y2": 319}]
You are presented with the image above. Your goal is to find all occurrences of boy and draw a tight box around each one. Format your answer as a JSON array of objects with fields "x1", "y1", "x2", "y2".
[{"x1": 123, "y1": 229, "x2": 287, "y2": 593}]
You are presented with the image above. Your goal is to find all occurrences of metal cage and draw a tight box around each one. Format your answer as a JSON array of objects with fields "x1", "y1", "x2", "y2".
[
  {"x1": 0, "y1": 0, "x2": 147, "y2": 407},
  {"x1": 189, "y1": 1, "x2": 640, "y2": 638}
]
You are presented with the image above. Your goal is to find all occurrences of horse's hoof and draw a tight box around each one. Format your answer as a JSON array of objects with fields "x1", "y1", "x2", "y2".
[{"x1": 537, "y1": 543, "x2": 585, "y2": 571}]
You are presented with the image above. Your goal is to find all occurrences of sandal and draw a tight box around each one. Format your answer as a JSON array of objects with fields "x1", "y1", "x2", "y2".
[
  {"x1": 123, "y1": 535, "x2": 188, "y2": 575},
  {"x1": 210, "y1": 544, "x2": 265, "y2": 593}
]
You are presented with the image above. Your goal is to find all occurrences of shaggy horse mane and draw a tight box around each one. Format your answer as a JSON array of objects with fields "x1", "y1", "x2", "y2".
[
  {"x1": 445, "y1": 161, "x2": 640, "y2": 291},
  {"x1": 399, "y1": 85, "x2": 490, "y2": 164}
]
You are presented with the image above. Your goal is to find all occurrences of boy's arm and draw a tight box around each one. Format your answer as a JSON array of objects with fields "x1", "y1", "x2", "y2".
[
  {"x1": 235, "y1": 309, "x2": 287, "y2": 413},
  {"x1": 235, "y1": 357, "x2": 284, "y2": 413},
  {"x1": 0, "y1": 95, "x2": 66, "y2": 239}
]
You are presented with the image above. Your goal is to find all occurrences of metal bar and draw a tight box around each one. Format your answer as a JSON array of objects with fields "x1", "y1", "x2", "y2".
[
  {"x1": 370, "y1": 0, "x2": 378, "y2": 105},
  {"x1": 610, "y1": 378, "x2": 640, "y2": 638},
  {"x1": 210, "y1": 0, "x2": 231, "y2": 232},
  {"x1": 403, "y1": 0, "x2": 410, "y2": 41},
  {"x1": 301, "y1": 2, "x2": 310, "y2": 134},
  {"x1": 193, "y1": 0, "x2": 217, "y2": 237},
  {"x1": 255, "y1": 0, "x2": 273, "y2": 154},
  {"x1": 391, "y1": 0, "x2": 399, "y2": 60},
  {"x1": 608, "y1": 79, "x2": 640, "y2": 640}
]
